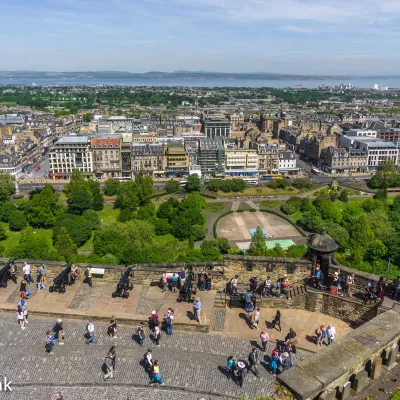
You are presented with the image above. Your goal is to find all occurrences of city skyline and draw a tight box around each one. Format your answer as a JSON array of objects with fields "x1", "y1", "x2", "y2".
[{"x1": 1, "y1": 0, "x2": 400, "y2": 74}]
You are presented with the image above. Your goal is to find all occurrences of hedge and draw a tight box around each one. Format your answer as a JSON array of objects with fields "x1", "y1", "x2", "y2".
[
  {"x1": 259, "y1": 208, "x2": 306, "y2": 236},
  {"x1": 236, "y1": 209, "x2": 244, "y2": 213},
  {"x1": 213, "y1": 210, "x2": 234, "y2": 238},
  {"x1": 249, "y1": 208, "x2": 256, "y2": 212},
  {"x1": 200, "y1": 191, "x2": 218, "y2": 199},
  {"x1": 150, "y1": 191, "x2": 168, "y2": 199}
]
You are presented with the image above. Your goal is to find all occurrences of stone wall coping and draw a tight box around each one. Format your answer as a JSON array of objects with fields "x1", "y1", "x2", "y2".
[
  {"x1": 277, "y1": 310, "x2": 400, "y2": 399},
  {"x1": 131, "y1": 262, "x2": 224, "y2": 270},
  {"x1": 223, "y1": 255, "x2": 312, "y2": 265}
]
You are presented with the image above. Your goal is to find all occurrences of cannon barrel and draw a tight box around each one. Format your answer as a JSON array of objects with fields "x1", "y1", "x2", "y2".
[
  {"x1": 112, "y1": 267, "x2": 133, "y2": 299},
  {"x1": 0, "y1": 264, "x2": 11, "y2": 288},
  {"x1": 179, "y1": 271, "x2": 195, "y2": 303},
  {"x1": 49, "y1": 265, "x2": 72, "y2": 293}
]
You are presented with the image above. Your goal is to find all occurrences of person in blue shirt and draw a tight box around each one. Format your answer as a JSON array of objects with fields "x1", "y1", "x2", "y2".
[
  {"x1": 178, "y1": 268, "x2": 186, "y2": 288},
  {"x1": 193, "y1": 297, "x2": 201, "y2": 323},
  {"x1": 44, "y1": 330, "x2": 55, "y2": 354},
  {"x1": 245, "y1": 301, "x2": 255, "y2": 319},
  {"x1": 171, "y1": 273, "x2": 178, "y2": 293},
  {"x1": 226, "y1": 356, "x2": 237, "y2": 379}
]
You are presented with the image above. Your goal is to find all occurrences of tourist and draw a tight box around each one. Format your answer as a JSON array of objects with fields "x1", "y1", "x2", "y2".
[
  {"x1": 85, "y1": 319, "x2": 96, "y2": 344},
  {"x1": 55, "y1": 392, "x2": 63, "y2": 400},
  {"x1": 231, "y1": 275, "x2": 239, "y2": 295},
  {"x1": 272, "y1": 280, "x2": 281, "y2": 297},
  {"x1": 17, "y1": 305, "x2": 25, "y2": 330},
  {"x1": 20, "y1": 280, "x2": 29, "y2": 299},
  {"x1": 280, "y1": 352, "x2": 293, "y2": 371},
  {"x1": 316, "y1": 325, "x2": 326, "y2": 346},
  {"x1": 70, "y1": 264, "x2": 78, "y2": 285},
  {"x1": 327, "y1": 324, "x2": 336, "y2": 345},
  {"x1": 44, "y1": 329, "x2": 55, "y2": 354},
  {"x1": 178, "y1": 268, "x2": 186, "y2": 288},
  {"x1": 376, "y1": 276, "x2": 385, "y2": 302},
  {"x1": 23, "y1": 262, "x2": 34, "y2": 284},
  {"x1": 269, "y1": 352, "x2": 279, "y2": 376},
  {"x1": 245, "y1": 290, "x2": 253, "y2": 308},
  {"x1": 9, "y1": 262, "x2": 17, "y2": 284},
  {"x1": 245, "y1": 301, "x2": 255, "y2": 320},
  {"x1": 170, "y1": 273, "x2": 178, "y2": 293},
  {"x1": 103, "y1": 346, "x2": 116, "y2": 380},
  {"x1": 53, "y1": 319, "x2": 65, "y2": 345},
  {"x1": 153, "y1": 324, "x2": 161, "y2": 346},
  {"x1": 264, "y1": 276, "x2": 271, "y2": 297},
  {"x1": 149, "y1": 310, "x2": 160, "y2": 330},
  {"x1": 18, "y1": 299, "x2": 28, "y2": 324},
  {"x1": 36, "y1": 266, "x2": 43, "y2": 292},
  {"x1": 145, "y1": 348, "x2": 153, "y2": 373},
  {"x1": 314, "y1": 266, "x2": 322, "y2": 289},
  {"x1": 108, "y1": 315, "x2": 117, "y2": 338},
  {"x1": 260, "y1": 329, "x2": 269, "y2": 352},
  {"x1": 248, "y1": 347, "x2": 259, "y2": 376},
  {"x1": 346, "y1": 273, "x2": 355, "y2": 297},
  {"x1": 252, "y1": 307, "x2": 260, "y2": 330},
  {"x1": 149, "y1": 360, "x2": 164, "y2": 385},
  {"x1": 281, "y1": 280, "x2": 289, "y2": 296},
  {"x1": 39, "y1": 264, "x2": 46, "y2": 288},
  {"x1": 137, "y1": 322, "x2": 146, "y2": 346},
  {"x1": 272, "y1": 310, "x2": 282, "y2": 332},
  {"x1": 235, "y1": 361, "x2": 247, "y2": 387},
  {"x1": 205, "y1": 272, "x2": 212, "y2": 291},
  {"x1": 193, "y1": 297, "x2": 201, "y2": 323},
  {"x1": 164, "y1": 309, "x2": 174, "y2": 335},
  {"x1": 161, "y1": 272, "x2": 168, "y2": 292},
  {"x1": 199, "y1": 271, "x2": 206, "y2": 291},
  {"x1": 250, "y1": 275, "x2": 258, "y2": 294},
  {"x1": 392, "y1": 276, "x2": 400, "y2": 301},
  {"x1": 84, "y1": 267, "x2": 92, "y2": 288},
  {"x1": 285, "y1": 328, "x2": 296, "y2": 344},
  {"x1": 226, "y1": 356, "x2": 237, "y2": 379}
]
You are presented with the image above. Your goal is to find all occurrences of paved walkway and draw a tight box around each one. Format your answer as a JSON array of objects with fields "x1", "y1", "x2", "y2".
[{"x1": 0, "y1": 313, "x2": 312, "y2": 399}]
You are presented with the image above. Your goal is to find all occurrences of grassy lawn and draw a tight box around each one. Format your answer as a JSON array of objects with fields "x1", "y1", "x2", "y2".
[
  {"x1": 290, "y1": 210, "x2": 303, "y2": 222},
  {"x1": 104, "y1": 195, "x2": 117, "y2": 202},
  {"x1": 336, "y1": 196, "x2": 394, "y2": 210},
  {"x1": 259, "y1": 199, "x2": 280, "y2": 208},
  {"x1": 217, "y1": 187, "x2": 300, "y2": 197},
  {"x1": 97, "y1": 205, "x2": 119, "y2": 223},
  {"x1": 204, "y1": 202, "x2": 226, "y2": 213},
  {"x1": 0, "y1": 222, "x2": 54, "y2": 253},
  {"x1": 58, "y1": 192, "x2": 68, "y2": 201},
  {"x1": 79, "y1": 231, "x2": 94, "y2": 252}
]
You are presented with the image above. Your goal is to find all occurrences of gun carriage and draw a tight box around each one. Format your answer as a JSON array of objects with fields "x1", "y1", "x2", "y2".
[
  {"x1": 49, "y1": 265, "x2": 72, "y2": 293},
  {"x1": 112, "y1": 267, "x2": 134, "y2": 299}
]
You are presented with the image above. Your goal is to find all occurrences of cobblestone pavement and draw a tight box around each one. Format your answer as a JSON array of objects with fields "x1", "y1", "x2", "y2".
[
  {"x1": 68, "y1": 281, "x2": 113, "y2": 310},
  {"x1": 210, "y1": 308, "x2": 227, "y2": 332},
  {"x1": 0, "y1": 314, "x2": 313, "y2": 399}
]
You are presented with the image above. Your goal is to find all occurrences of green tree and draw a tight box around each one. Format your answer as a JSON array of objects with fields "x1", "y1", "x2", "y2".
[
  {"x1": 117, "y1": 208, "x2": 134, "y2": 222},
  {"x1": 67, "y1": 187, "x2": 93, "y2": 215},
  {"x1": 248, "y1": 226, "x2": 267, "y2": 256},
  {"x1": 362, "y1": 198, "x2": 385, "y2": 213},
  {"x1": 314, "y1": 199, "x2": 342, "y2": 223},
  {"x1": 82, "y1": 113, "x2": 93, "y2": 123},
  {"x1": 134, "y1": 172, "x2": 154, "y2": 205},
  {"x1": 101, "y1": 253, "x2": 119, "y2": 264},
  {"x1": 367, "y1": 239, "x2": 387, "y2": 262},
  {"x1": 155, "y1": 218, "x2": 171, "y2": 235},
  {"x1": 338, "y1": 189, "x2": 348, "y2": 203},
  {"x1": 0, "y1": 172, "x2": 15, "y2": 204},
  {"x1": 299, "y1": 210, "x2": 323, "y2": 233},
  {"x1": 286, "y1": 244, "x2": 307, "y2": 258},
  {"x1": 82, "y1": 209, "x2": 101, "y2": 230},
  {"x1": 93, "y1": 225, "x2": 126, "y2": 260},
  {"x1": 325, "y1": 222, "x2": 350, "y2": 250},
  {"x1": 0, "y1": 202, "x2": 17, "y2": 222},
  {"x1": 282, "y1": 196, "x2": 302, "y2": 215},
  {"x1": 8, "y1": 210, "x2": 27, "y2": 231},
  {"x1": 55, "y1": 227, "x2": 77, "y2": 263},
  {"x1": 368, "y1": 209, "x2": 393, "y2": 240},
  {"x1": 179, "y1": 192, "x2": 206, "y2": 211},
  {"x1": 0, "y1": 224, "x2": 7, "y2": 241},
  {"x1": 104, "y1": 179, "x2": 121, "y2": 196},
  {"x1": 292, "y1": 179, "x2": 314, "y2": 190},
  {"x1": 137, "y1": 203, "x2": 157, "y2": 222},
  {"x1": 8, "y1": 227, "x2": 51, "y2": 260},
  {"x1": 215, "y1": 237, "x2": 231, "y2": 254},
  {"x1": 88, "y1": 179, "x2": 104, "y2": 211},
  {"x1": 349, "y1": 214, "x2": 374, "y2": 248},
  {"x1": 369, "y1": 158, "x2": 397, "y2": 188},
  {"x1": 65, "y1": 169, "x2": 86, "y2": 194},
  {"x1": 115, "y1": 182, "x2": 139, "y2": 211},
  {"x1": 200, "y1": 240, "x2": 223, "y2": 261},
  {"x1": 341, "y1": 204, "x2": 364, "y2": 229},
  {"x1": 26, "y1": 186, "x2": 65, "y2": 228},
  {"x1": 187, "y1": 173, "x2": 201, "y2": 192},
  {"x1": 374, "y1": 189, "x2": 388, "y2": 201},
  {"x1": 165, "y1": 180, "x2": 180, "y2": 194},
  {"x1": 53, "y1": 214, "x2": 93, "y2": 247}
]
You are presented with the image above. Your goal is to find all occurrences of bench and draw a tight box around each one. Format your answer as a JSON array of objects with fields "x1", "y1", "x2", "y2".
[{"x1": 90, "y1": 268, "x2": 105, "y2": 277}]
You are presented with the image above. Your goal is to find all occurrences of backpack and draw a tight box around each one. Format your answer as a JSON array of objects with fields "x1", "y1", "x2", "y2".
[
  {"x1": 153, "y1": 316, "x2": 159, "y2": 326},
  {"x1": 240, "y1": 368, "x2": 248, "y2": 378},
  {"x1": 155, "y1": 373, "x2": 161, "y2": 381},
  {"x1": 165, "y1": 315, "x2": 172, "y2": 326},
  {"x1": 84, "y1": 269, "x2": 89, "y2": 277}
]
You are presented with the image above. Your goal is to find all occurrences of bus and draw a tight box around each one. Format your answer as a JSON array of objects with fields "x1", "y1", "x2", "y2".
[
  {"x1": 261, "y1": 174, "x2": 282, "y2": 180},
  {"x1": 311, "y1": 168, "x2": 323, "y2": 175}
]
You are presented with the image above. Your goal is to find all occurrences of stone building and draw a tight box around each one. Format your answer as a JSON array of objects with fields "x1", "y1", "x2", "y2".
[
  {"x1": 255, "y1": 142, "x2": 279, "y2": 175},
  {"x1": 279, "y1": 127, "x2": 305, "y2": 151},
  {"x1": 91, "y1": 136, "x2": 122, "y2": 179},
  {"x1": 131, "y1": 143, "x2": 165, "y2": 177},
  {"x1": 164, "y1": 141, "x2": 189, "y2": 178},
  {"x1": 320, "y1": 147, "x2": 368, "y2": 174},
  {"x1": 258, "y1": 113, "x2": 277, "y2": 136},
  {"x1": 198, "y1": 139, "x2": 225, "y2": 178},
  {"x1": 299, "y1": 133, "x2": 338, "y2": 162},
  {"x1": 201, "y1": 117, "x2": 231, "y2": 139},
  {"x1": 224, "y1": 148, "x2": 258, "y2": 179},
  {"x1": 278, "y1": 150, "x2": 298, "y2": 175}
]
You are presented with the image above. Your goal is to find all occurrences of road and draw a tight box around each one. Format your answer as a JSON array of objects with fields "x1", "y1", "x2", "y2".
[
  {"x1": 28, "y1": 154, "x2": 50, "y2": 179},
  {"x1": 0, "y1": 313, "x2": 311, "y2": 400}
]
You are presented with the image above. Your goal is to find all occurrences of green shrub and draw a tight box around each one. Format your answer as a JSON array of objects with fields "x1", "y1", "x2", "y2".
[
  {"x1": 237, "y1": 209, "x2": 244, "y2": 213},
  {"x1": 249, "y1": 208, "x2": 256, "y2": 212},
  {"x1": 9, "y1": 210, "x2": 27, "y2": 231}
]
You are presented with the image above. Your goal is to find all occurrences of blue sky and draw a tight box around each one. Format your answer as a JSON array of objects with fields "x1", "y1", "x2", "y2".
[{"x1": 1, "y1": 0, "x2": 400, "y2": 74}]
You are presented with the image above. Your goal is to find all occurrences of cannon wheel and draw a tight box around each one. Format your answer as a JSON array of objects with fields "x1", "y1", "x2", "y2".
[
  {"x1": 112, "y1": 292, "x2": 117, "y2": 298},
  {"x1": 49, "y1": 286, "x2": 54, "y2": 293},
  {"x1": 2, "y1": 281, "x2": 7, "y2": 288},
  {"x1": 129, "y1": 284, "x2": 133, "y2": 291},
  {"x1": 124, "y1": 292, "x2": 129, "y2": 299},
  {"x1": 60, "y1": 286, "x2": 66, "y2": 294}
]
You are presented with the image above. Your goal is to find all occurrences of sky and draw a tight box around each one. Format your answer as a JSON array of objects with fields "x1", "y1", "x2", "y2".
[{"x1": 1, "y1": 0, "x2": 400, "y2": 74}]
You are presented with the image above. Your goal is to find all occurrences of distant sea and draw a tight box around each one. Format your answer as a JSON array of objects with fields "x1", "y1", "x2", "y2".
[{"x1": 1, "y1": 76, "x2": 400, "y2": 89}]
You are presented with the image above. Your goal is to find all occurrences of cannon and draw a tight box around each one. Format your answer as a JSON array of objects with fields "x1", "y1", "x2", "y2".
[
  {"x1": 49, "y1": 265, "x2": 72, "y2": 293},
  {"x1": 0, "y1": 264, "x2": 11, "y2": 288},
  {"x1": 178, "y1": 272, "x2": 196, "y2": 303},
  {"x1": 112, "y1": 267, "x2": 133, "y2": 299}
]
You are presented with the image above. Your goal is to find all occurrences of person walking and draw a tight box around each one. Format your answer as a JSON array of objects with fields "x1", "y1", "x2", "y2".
[
  {"x1": 250, "y1": 275, "x2": 258, "y2": 294},
  {"x1": 199, "y1": 272, "x2": 206, "y2": 291},
  {"x1": 108, "y1": 315, "x2": 117, "y2": 338},
  {"x1": 260, "y1": 329, "x2": 269, "y2": 352},
  {"x1": 23, "y1": 262, "x2": 34, "y2": 284},
  {"x1": 149, "y1": 310, "x2": 160, "y2": 331},
  {"x1": 248, "y1": 347, "x2": 259, "y2": 376},
  {"x1": 226, "y1": 356, "x2": 237, "y2": 379},
  {"x1": 153, "y1": 325, "x2": 161, "y2": 346},
  {"x1": 44, "y1": 330, "x2": 55, "y2": 354},
  {"x1": 272, "y1": 310, "x2": 282, "y2": 332},
  {"x1": 164, "y1": 309, "x2": 174, "y2": 335},
  {"x1": 171, "y1": 273, "x2": 178, "y2": 293},
  {"x1": 162, "y1": 272, "x2": 168, "y2": 292},
  {"x1": 327, "y1": 324, "x2": 336, "y2": 345},
  {"x1": 70, "y1": 264, "x2": 78, "y2": 285},
  {"x1": 346, "y1": 273, "x2": 355, "y2": 297},
  {"x1": 85, "y1": 319, "x2": 96, "y2": 344},
  {"x1": 18, "y1": 299, "x2": 28, "y2": 324},
  {"x1": 39, "y1": 264, "x2": 46, "y2": 288},
  {"x1": 149, "y1": 360, "x2": 164, "y2": 385},
  {"x1": 270, "y1": 352, "x2": 279, "y2": 376},
  {"x1": 17, "y1": 306, "x2": 25, "y2": 330},
  {"x1": 103, "y1": 346, "x2": 116, "y2": 380},
  {"x1": 36, "y1": 266, "x2": 43, "y2": 292},
  {"x1": 9, "y1": 262, "x2": 17, "y2": 284},
  {"x1": 285, "y1": 328, "x2": 296, "y2": 344},
  {"x1": 235, "y1": 361, "x2": 247, "y2": 387},
  {"x1": 251, "y1": 307, "x2": 260, "y2": 330},
  {"x1": 179, "y1": 268, "x2": 186, "y2": 288},
  {"x1": 55, "y1": 392, "x2": 63, "y2": 400},
  {"x1": 193, "y1": 297, "x2": 201, "y2": 323},
  {"x1": 84, "y1": 268, "x2": 93, "y2": 288},
  {"x1": 137, "y1": 322, "x2": 146, "y2": 346},
  {"x1": 144, "y1": 348, "x2": 153, "y2": 373},
  {"x1": 53, "y1": 319, "x2": 65, "y2": 345},
  {"x1": 205, "y1": 272, "x2": 212, "y2": 292}
]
